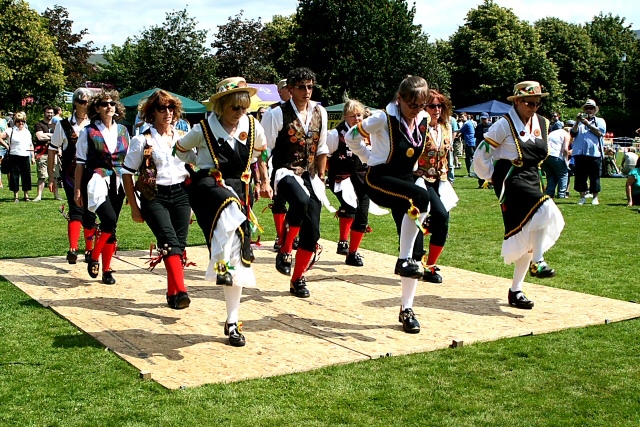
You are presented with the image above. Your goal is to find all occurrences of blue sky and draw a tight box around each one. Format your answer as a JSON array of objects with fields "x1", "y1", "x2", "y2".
[{"x1": 30, "y1": 0, "x2": 639, "y2": 50}]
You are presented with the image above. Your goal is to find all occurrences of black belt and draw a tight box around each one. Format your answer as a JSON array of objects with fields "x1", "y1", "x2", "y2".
[{"x1": 156, "y1": 182, "x2": 185, "y2": 192}]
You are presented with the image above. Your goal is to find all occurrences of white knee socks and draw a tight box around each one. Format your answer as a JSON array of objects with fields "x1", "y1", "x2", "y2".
[
  {"x1": 511, "y1": 252, "x2": 533, "y2": 292},
  {"x1": 531, "y1": 228, "x2": 546, "y2": 263},
  {"x1": 399, "y1": 213, "x2": 427, "y2": 259},
  {"x1": 401, "y1": 277, "x2": 418, "y2": 310},
  {"x1": 224, "y1": 285, "x2": 243, "y2": 324}
]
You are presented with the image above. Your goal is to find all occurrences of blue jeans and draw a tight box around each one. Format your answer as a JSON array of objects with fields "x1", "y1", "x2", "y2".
[{"x1": 542, "y1": 156, "x2": 568, "y2": 197}]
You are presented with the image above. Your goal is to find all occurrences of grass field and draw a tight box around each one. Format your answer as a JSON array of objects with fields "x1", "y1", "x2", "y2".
[{"x1": 1, "y1": 167, "x2": 639, "y2": 426}]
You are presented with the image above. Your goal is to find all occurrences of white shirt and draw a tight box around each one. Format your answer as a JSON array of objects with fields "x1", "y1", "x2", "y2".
[
  {"x1": 6, "y1": 127, "x2": 32, "y2": 157},
  {"x1": 76, "y1": 120, "x2": 120, "y2": 164},
  {"x1": 547, "y1": 128, "x2": 569, "y2": 159},
  {"x1": 176, "y1": 113, "x2": 266, "y2": 169},
  {"x1": 50, "y1": 115, "x2": 89, "y2": 152},
  {"x1": 345, "y1": 102, "x2": 427, "y2": 167},
  {"x1": 483, "y1": 107, "x2": 542, "y2": 161},
  {"x1": 123, "y1": 126, "x2": 195, "y2": 186},
  {"x1": 326, "y1": 128, "x2": 341, "y2": 155},
  {"x1": 261, "y1": 99, "x2": 329, "y2": 156}
]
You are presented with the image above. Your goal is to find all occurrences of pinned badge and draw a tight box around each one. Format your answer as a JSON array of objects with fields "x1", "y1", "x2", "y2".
[{"x1": 406, "y1": 147, "x2": 415, "y2": 157}]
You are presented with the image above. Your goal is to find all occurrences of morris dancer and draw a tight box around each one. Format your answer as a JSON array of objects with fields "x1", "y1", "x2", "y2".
[
  {"x1": 48, "y1": 88, "x2": 97, "y2": 264},
  {"x1": 473, "y1": 81, "x2": 565, "y2": 309},
  {"x1": 346, "y1": 76, "x2": 431, "y2": 334},
  {"x1": 174, "y1": 77, "x2": 270, "y2": 346},
  {"x1": 123, "y1": 90, "x2": 195, "y2": 309},
  {"x1": 74, "y1": 90, "x2": 130, "y2": 285}
]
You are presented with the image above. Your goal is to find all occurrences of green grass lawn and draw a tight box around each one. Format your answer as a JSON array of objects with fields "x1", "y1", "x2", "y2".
[{"x1": 1, "y1": 167, "x2": 639, "y2": 426}]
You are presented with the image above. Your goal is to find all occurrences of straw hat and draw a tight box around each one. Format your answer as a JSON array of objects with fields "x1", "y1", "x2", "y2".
[
  {"x1": 277, "y1": 79, "x2": 288, "y2": 90},
  {"x1": 507, "y1": 81, "x2": 549, "y2": 101},
  {"x1": 582, "y1": 99, "x2": 599, "y2": 114},
  {"x1": 209, "y1": 77, "x2": 257, "y2": 103}
]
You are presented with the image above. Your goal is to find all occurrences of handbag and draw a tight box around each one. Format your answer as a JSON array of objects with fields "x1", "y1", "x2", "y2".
[{"x1": 134, "y1": 134, "x2": 158, "y2": 201}]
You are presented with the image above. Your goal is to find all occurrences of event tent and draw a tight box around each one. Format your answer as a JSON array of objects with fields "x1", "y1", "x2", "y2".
[
  {"x1": 454, "y1": 100, "x2": 511, "y2": 115},
  {"x1": 120, "y1": 88, "x2": 207, "y2": 114}
]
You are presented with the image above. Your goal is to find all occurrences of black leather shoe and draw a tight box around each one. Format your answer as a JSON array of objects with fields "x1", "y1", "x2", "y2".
[
  {"x1": 167, "y1": 291, "x2": 190, "y2": 309},
  {"x1": 276, "y1": 252, "x2": 292, "y2": 276},
  {"x1": 101, "y1": 270, "x2": 116, "y2": 285},
  {"x1": 394, "y1": 258, "x2": 423, "y2": 278},
  {"x1": 423, "y1": 266, "x2": 443, "y2": 283},
  {"x1": 66, "y1": 250, "x2": 78, "y2": 265},
  {"x1": 336, "y1": 240, "x2": 349, "y2": 255},
  {"x1": 224, "y1": 321, "x2": 246, "y2": 347},
  {"x1": 88, "y1": 259, "x2": 100, "y2": 278},
  {"x1": 529, "y1": 261, "x2": 556, "y2": 278},
  {"x1": 345, "y1": 251, "x2": 364, "y2": 267},
  {"x1": 273, "y1": 238, "x2": 282, "y2": 252},
  {"x1": 84, "y1": 250, "x2": 92, "y2": 263},
  {"x1": 398, "y1": 307, "x2": 421, "y2": 333},
  {"x1": 292, "y1": 236, "x2": 299, "y2": 250},
  {"x1": 508, "y1": 290, "x2": 534, "y2": 309},
  {"x1": 290, "y1": 277, "x2": 310, "y2": 298},
  {"x1": 216, "y1": 272, "x2": 233, "y2": 286}
]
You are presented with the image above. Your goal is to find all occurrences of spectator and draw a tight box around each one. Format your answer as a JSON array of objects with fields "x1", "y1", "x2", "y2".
[
  {"x1": 621, "y1": 148, "x2": 638, "y2": 175},
  {"x1": 0, "y1": 112, "x2": 34, "y2": 202},
  {"x1": 549, "y1": 111, "x2": 564, "y2": 132},
  {"x1": 52, "y1": 106, "x2": 63, "y2": 125},
  {"x1": 256, "y1": 107, "x2": 267, "y2": 121},
  {"x1": 447, "y1": 113, "x2": 459, "y2": 183},
  {"x1": 0, "y1": 114, "x2": 7, "y2": 188},
  {"x1": 5, "y1": 111, "x2": 14, "y2": 128},
  {"x1": 542, "y1": 127, "x2": 571, "y2": 198},
  {"x1": 34, "y1": 105, "x2": 61, "y2": 201},
  {"x1": 459, "y1": 112, "x2": 476, "y2": 176},
  {"x1": 602, "y1": 147, "x2": 623, "y2": 178},
  {"x1": 474, "y1": 112, "x2": 492, "y2": 187},
  {"x1": 625, "y1": 158, "x2": 640, "y2": 207},
  {"x1": 570, "y1": 99, "x2": 606, "y2": 205}
]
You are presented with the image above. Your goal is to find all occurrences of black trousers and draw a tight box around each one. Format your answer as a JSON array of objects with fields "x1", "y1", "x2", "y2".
[
  {"x1": 331, "y1": 175, "x2": 370, "y2": 233},
  {"x1": 89, "y1": 178, "x2": 125, "y2": 242},
  {"x1": 465, "y1": 144, "x2": 476, "y2": 175},
  {"x1": 63, "y1": 179, "x2": 96, "y2": 227},
  {"x1": 573, "y1": 155, "x2": 602, "y2": 194},
  {"x1": 276, "y1": 173, "x2": 321, "y2": 252},
  {"x1": 141, "y1": 184, "x2": 191, "y2": 257},
  {"x1": 8, "y1": 155, "x2": 31, "y2": 192},
  {"x1": 412, "y1": 182, "x2": 449, "y2": 260}
]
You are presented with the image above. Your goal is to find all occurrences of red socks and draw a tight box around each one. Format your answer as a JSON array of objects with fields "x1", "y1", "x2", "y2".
[
  {"x1": 349, "y1": 230, "x2": 365, "y2": 253},
  {"x1": 164, "y1": 254, "x2": 187, "y2": 296},
  {"x1": 292, "y1": 248, "x2": 314, "y2": 282},
  {"x1": 84, "y1": 227, "x2": 95, "y2": 252},
  {"x1": 91, "y1": 231, "x2": 112, "y2": 262},
  {"x1": 68, "y1": 220, "x2": 82, "y2": 250},
  {"x1": 282, "y1": 225, "x2": 300, "y2": 253},
  {"x1": 339, "y1": 217, "x2": 354, "y2": 241},
  {"x1": 426, "y1": 244, "x2": 444, "y2": 267},
  {"x1": 273, "y1": 213, "x2": 286, "y2": 245},
  {"x1": 101, "y1": 242, "x2": 116, "y2": 272}
]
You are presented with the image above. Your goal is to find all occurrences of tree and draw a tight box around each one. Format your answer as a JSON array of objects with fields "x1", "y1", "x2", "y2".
[
  {"x1": 42, "y1": 5, "x2": 97, "y2": 90},
  {"x1": 293, "y1": 0, "x2": 423, "y2": 107},
  {"x1": 0, "y1": 0, "x2": 65, "y2": 107},
  {"x1": 96, "y1": 9, "x2": 217, "y2": 101},
  {"x1": 535, "y1": 18, "x2": 597, "y2": 107},
  {"x1": 213, "y1": 11, "x2": 278, "y2": 83},
  {"x1": 446, "y1": 0, "x2": 561, "y2": 113},
  {"x1": 261, "y1": 14, "x2": 298, "y2": 79}
]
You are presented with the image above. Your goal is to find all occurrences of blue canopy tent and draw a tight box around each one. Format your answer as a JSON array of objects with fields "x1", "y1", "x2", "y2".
[{"x1": 455, "y1": 100, "x2": 511, "y2": 116}]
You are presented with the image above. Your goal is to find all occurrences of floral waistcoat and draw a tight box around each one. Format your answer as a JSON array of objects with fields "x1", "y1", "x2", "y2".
[
  {"x1": 416, "y1": 122, "x2": 451, "y2": 182},
  {"x1": 85, "y1": 123, "x2": 129, "y2": 178},
  {"x1": 272, "y1": 102, "x2": 323, "y2": 176}
]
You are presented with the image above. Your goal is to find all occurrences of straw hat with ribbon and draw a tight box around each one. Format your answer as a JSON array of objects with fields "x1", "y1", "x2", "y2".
[
  {"x1": 209, "y1": 77, "x2": 257, "y2": 103},
  {"x1": 506, "y1": 81, "x2": 549, "y2": 101}
]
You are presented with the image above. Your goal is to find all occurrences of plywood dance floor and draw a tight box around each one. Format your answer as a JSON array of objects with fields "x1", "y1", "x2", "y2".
[{"x1": 2, "y1": 239, "x2": 639, "y2": 389}]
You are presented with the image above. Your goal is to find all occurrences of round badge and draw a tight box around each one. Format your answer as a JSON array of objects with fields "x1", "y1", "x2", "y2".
[
  {"x1": 533, "y1": 129, "x2": 540, "y2": 137},
  {"x1": 520, "y1": 130, "x2": 526, "y2": 137},
  {"x1": 238, "y1": 132, "x2": 247, "y2": 140},
  {"x1": 430, "y1": 158, "x2": 436, "y2": 164},
  {"x1": 406, "y1": 147, "x2": 415, "y2": 157},
  {"x1": 428, "y1": 167, "x2": 436, "y2": 175},
  {"x1": 428, "y1": 151, "x2": 436, "y2": 156}
]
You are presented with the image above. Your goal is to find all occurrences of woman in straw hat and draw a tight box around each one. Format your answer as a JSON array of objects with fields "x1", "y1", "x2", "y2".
[
  {"x1": 122, "y1": 90, "x2": 195, "y2": 310},
  {"x1": 74, "y1": 90, "x2": 130, "y2": 286},
  {"x1": 345, "y1": 75, "x2": 431, "y2": 334},
  {"x1": 473, "y1": 81, "x2": 565, "y2": 309},
  {"x1": 174, "y1": 77, "x2": 270, "y2": 347}
]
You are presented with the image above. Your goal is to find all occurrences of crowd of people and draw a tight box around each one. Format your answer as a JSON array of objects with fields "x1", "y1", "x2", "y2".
[{"x1": 2, "y1": 69, "x2": 638, "y2": 346}]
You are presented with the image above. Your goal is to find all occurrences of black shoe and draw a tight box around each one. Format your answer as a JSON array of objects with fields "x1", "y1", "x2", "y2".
[
  {"x1": 84, "y1": 250, "x2": 92, "y2": 263},
  {"x1": 529, "y1": 261, "x2": 556, "y2": 278},
  {"x1": 66, "y1": 250, "x2": 78, "y2": 265},
  {"x1": 216, "y1": 272, "x2": 233, "y2": 286},
  {"x1": 336, "y1": 240, "x2": 349, "y2": 255},
  {"x1": 394, "y1": 258, "x2": 423, "y2": 278},
  {"x1": 88, "y1": 259, "x2": 100, "y2": 278},
  {"x1": 273, "y1": 238, "x2": 282, "y2": 251},
  {"x1": 398, "y1": 307, "x2": 421, "y2": 333},
  {"x1": 292, "y1": 236, "x2": 299, "y2": 250},
  {"x1": 224, "y1": 321, "x2": 246, "y2": 347},
  {"x1": 290, "y1": 276, "x2": 310, "y2": 298},
  {"x1": 167, "y1": 291, "x2": 190, "y2": 309},
  {"x1": 423, "y1": 266, "x2": 442, "y2": 283},
  {"x1": 345, "y1": 251, "x2": 364, "y2": 267},
  {"x1": 508, "y1": 290, "x2": 534, "y2": 309},
  {"x1": 276, "y1": 252, "x2": 292, "y2": 276},
  {"x1": 101, "y1": 270, "x2": 116, "y2": 285}
]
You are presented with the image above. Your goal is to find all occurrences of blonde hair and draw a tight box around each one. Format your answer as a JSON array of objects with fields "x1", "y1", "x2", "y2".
[
  {"x1": 13, "y1": 111, "x2": 27, "y2": 122},
  {"x1": 211, "y1": 91, "x2": 251, "y2": 117},
  {"x1": 342, "y1": 99, "x2": 365, "y2": 119}
]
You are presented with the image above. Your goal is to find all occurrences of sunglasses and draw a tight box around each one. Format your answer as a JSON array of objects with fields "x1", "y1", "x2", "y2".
[
  {"x1": 156, "y1": 105, "x2": 176, "y2": 113},
  {"x1": 98, "y1": 101, "x2": 117, "y2": 107},
  {"x1": 231, "y1": 105, "x2": 248, "y2": 112},
  {"x1": 75, "y1": 99, "x2": 88, "y2": 105},
  {"x1": 427, "y1": 103, "x2": 443, "y2": 109},
  {"x1": 294, "y1": 84, "x2": 314, "y2": 91},
  {"x1": 584, "y1": 106, "x2": 595, "y2": 110},
  {"x1": 522, "y1": 100, "x2": 542, "y2": 108},
  {"x1": 404, "y1": 100, "x2": 428, "y2": 110},
  {"x1": 15, "y1": 120, "x2": 25, "y2": 124}
]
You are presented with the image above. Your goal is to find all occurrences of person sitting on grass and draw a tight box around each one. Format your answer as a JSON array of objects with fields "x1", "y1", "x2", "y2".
[{"x1": 625, "y1": 158, "x2": 640, "y2": 213}]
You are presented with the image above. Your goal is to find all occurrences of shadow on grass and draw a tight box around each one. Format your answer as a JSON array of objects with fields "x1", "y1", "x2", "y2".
[{"x1": 52, "y1": 333, "x2": 104, "y2": 349}]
